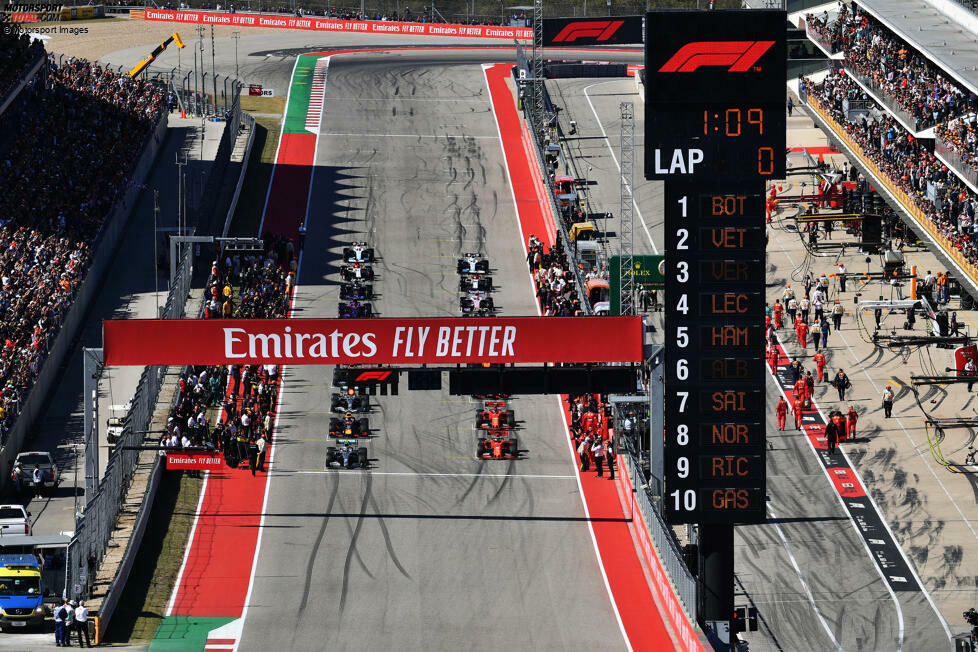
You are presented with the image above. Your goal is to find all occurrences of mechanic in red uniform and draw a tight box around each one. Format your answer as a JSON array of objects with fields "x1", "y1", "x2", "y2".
[
  {"x1": 812, "y1": 350, "x2": 826, "y2": 382},
  {"x1": 772, "y1": 300, "x2": 784, "y2": 329},
  {"x1": 776, "y1": 397, "x2": 788, "y2": 430},
  {"x1": 846, "y1": 405, "x2": 858, "y2": 439},
  {"x1": 793, "y1": 395, "x2": 804, "y2": 429},
  {"x1": 793, "y1": 377, "x2": 807, "y2": 402},
  {"x1": 796, "y1": 319, "x2": 809, "y2": 350},
  {"x1": 768, "y1": 347, "x2": 779, "y2": 374}
]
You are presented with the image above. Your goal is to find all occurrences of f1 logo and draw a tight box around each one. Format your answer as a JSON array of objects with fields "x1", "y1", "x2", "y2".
[
  {"x1": 355, "y1": 370, "x2": 391, "y2": 382},
  {"x1": 552, "y1": 20, "x2": 624, "y2": 43},
  {"x1": 658, "y1": 41, "x2": 775, "y2": 72}
]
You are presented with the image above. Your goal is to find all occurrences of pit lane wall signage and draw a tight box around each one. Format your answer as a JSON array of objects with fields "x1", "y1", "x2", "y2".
[
  {"x1": 610, "y1": 254, "x2": 663, "y2": 315},
  {"x1": 103, "y1": 316, "x2": 643, "y2": 365},
  {"x1": 166, "y1": 452, "x2": 225, "y2": 470},
  {"x1": 142, "y1": 9, "x2": 531, "y2": 40},
  {"x1": 542, "y1": 16, "x2": 645, "y2": 46}
]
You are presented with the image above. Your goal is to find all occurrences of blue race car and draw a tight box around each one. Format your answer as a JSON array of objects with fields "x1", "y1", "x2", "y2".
[{"x1": 339, "y1": 300, "x2": 373, "y2": 318}]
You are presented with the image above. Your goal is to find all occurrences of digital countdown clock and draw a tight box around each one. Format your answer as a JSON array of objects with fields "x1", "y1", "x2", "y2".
[{"x1": 644, "y1": 11, "x2": 787, "y2": 182}]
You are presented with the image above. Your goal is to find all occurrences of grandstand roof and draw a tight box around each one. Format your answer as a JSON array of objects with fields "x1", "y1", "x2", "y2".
[{"x1": 856, "y1": 0, "x2": 978, "y2": 98}]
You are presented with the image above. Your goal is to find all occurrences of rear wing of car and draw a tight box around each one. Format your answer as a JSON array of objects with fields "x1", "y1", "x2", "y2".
[{"x1": 484, "y1": 401, "x2": 507, "y2": 409}]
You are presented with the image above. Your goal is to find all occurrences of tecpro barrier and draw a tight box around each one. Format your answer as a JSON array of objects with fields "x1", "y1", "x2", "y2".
[{"x1": 142, "y1": 9, "x2": 532, "y2": 40}]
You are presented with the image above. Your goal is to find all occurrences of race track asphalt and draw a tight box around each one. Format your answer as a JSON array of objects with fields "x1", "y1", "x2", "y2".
[{"x1": 237, "y1": 50, "x2": 628, "y2": 651}]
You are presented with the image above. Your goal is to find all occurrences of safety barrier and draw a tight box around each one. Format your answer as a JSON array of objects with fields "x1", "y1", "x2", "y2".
[
  {"x1": 618, "y1": 441, "x2": 706, "y2": 652},
  {"x1": 197, "y1": 81, "x2": 244, "y2": 234},
  {"x1": 806, "y1": 92, "x2": 978, "y2": 296},
  {"x1": 223, "y1": 112, "x2": 257, "y2": 237},
  {"x1": 0, "y1": 52, "x2": 44, "y2": 120},
  {"x1": 845, "y1": 68, "x2": 930, "y2": 131},
  {"x1": 935, "y1": 132, "x2": 978, "y2": 191},
  {"x1": 66, "y1": 241, "x2": 194, "y2": 604}
]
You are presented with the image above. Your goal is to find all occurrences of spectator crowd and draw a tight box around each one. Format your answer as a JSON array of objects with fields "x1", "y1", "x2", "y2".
[
  {"x1": 162, "y1": 236, "x2": 297, "y2": 474},
  {"x1": 804, "y1": 70, "x2": 978, "y2": 268},
  {"x1": 937, "y1": 116, "x2": 978, "y2": 178},
  {"x1": 0, "y1": 53, "x2": 165, "y2": 441},
  {"x1": 0, "y1": 29, "x2": 43, "y2": 102}
]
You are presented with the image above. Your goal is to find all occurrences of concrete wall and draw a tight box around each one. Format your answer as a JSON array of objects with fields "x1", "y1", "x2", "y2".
[{"x1": 0, "y1": 111, "x2": 170, "y2": 492}]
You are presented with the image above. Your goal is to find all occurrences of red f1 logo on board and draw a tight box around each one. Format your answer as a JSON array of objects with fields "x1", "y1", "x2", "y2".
[
  {"x1": 355, "y1": 370, "x2": 391, "y2": 382},
  {"x1": 658, "y1": 41, "x2": 775, "y2": 72},
  {"x1": 552, "y1": 20, "x2": 624, "y2": 43}
]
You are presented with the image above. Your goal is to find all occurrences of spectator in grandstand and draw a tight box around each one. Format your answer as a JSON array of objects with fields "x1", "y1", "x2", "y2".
[{"x1": 0, "y1": 29, "x2": 44, "y2": 102}]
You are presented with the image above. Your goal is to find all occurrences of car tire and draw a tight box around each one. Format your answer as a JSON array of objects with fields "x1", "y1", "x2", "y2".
[
  {"x1": 486, "y1": 276, "x2": 494, "y2": 290},
  {"x1": 477, "y1": 260, "x2": 489, "y2": 273},
  {"x1": 477, "y1": 441, "x2": 487, "y2": 457},
  {"x1": 326, "y1": 447, "x2": 337, "y2": 466},
  {"x1": 359, "y1": 418, "x2": 369, "y2": 434},
  {"x1": 511, "y1": 437, "x2": 519, "y2": 458},
  {"x1": 357, "y1": 447, "x2": 368, "y2": 467},
  {"x1": 486, "y1": 298, "x2": 494, "y2": 311}
]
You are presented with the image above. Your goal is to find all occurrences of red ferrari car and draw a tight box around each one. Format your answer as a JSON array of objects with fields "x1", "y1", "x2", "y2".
[
  {"x1": 477, "y1": 430, "x2": 519, "y2": 459},
  {"x1": 475, "y1": 401, "x2": 515, "y2": 429}
]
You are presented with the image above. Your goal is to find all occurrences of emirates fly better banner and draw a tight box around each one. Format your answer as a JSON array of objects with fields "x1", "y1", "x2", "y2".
[
  {"x1": 103, "y1": 317, "x2": 643, "y2": 366},
  {"x1": 142, "y1": 9, "x2": 532, "y2": 40}
]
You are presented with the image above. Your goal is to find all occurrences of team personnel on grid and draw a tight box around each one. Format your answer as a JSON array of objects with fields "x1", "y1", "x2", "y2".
[
  {"x1": 773, "y1": 299, "x2": 784, "y2": 329},
  {"x1": 799, "y1": 295, "x2": 811, "y2": 323},
  {"x1": 776, "y1": 396, "x2": 788, "y2": 430},
  {"x1": 832, "y1": 300, "x2": 844, "y2": 330},
  {"x1": 792, "y1": 394, "x2": 804, "y2": 429},
  {"x1": 846, "y1": 405, "x2": 858, "y2": 438},
  {"x1": 813, "y1": 350, "x2": 826, "y2": 381},
  {"x1": 882, "y1": 385, "x2": 895, "y2": 417},
  {"x1": 833, "y1": 369, "x2": 851, "y2": 400}
]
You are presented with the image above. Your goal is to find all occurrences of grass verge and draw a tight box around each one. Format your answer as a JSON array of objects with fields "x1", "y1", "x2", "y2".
[
  {"x1": 228, "y1": 112, "x2": 282, "y2": 237},
  {"x1": 102, "y1": 470, "x2": 204, "y2": 644}
]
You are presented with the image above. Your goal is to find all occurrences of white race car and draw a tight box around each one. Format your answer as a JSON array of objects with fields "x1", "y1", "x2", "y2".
[
  {"x1": 343, "y1": 242, "x2": 375, "y2": 263},
  {"x1": 457, "y1": 253, "x2": 489, "y2": 275}
]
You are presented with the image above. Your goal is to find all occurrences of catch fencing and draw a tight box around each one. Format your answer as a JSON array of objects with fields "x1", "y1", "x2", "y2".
[{"x1": 66, "y1": 242, "x2": 194, "y2": 602}]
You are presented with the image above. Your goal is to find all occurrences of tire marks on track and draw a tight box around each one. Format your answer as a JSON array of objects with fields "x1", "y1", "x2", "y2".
[{"x1": 339, "y1": 471, "x2": 374, "y2": 615}]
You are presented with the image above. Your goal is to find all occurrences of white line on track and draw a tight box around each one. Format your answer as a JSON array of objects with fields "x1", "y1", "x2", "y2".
[
  {"x1": 767, "y1": 504, "x2": 843, "y2": 651},
  {"x1": 482, "y1": 62, "x2": 632, "y2": 652},
  {"x1": 276, "y1": 470, "x2": 578, "y2": 479},
  {"x1": 164, "y1": 471, "x2": 208, "y2": 617},
  {"x1": 581, "y1": 80, "x2": 658, "y2": 254},
  {"x1": 319, "y1": 132, "x2": 498, "y2": 139}
]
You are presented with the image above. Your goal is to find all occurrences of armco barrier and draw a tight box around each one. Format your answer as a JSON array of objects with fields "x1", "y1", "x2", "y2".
[
  {"x1": 617, "y1": 448, "x2": 707, "y2": 652},
  {"x1": 223, "y1": 112, "x2": 256, "y2": 237},
  {"x1": 806, "y1": 93, "x2": 978, "y2": 297},
  {"x1": 0, "y1": 109, "x2": 169, "y2": 495},
  {"x1": 142, "y1": 8, "x2": 531, "y2": 39}
]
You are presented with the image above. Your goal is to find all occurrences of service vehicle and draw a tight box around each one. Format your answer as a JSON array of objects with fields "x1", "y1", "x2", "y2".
[
  {"x1": 340, "y1": 262, "x2": 374, "y2": 281},
  {"x1": 0, "y1": 554, "x2": 45, "y2": 631},
  {"x1": 457, "y1": 253, "x2": 489, "y2": 274},
  {"x1": 476, "y1": 430, "x2": 519, "y2": 460},
  {"x1": 339, "y1": 281, "x2": 374, "y2": 301},
  {"x1": 326, "y1": 441, "x2": 369, "y2": 469},
  {"x1": 476, "y1": 401, "x2": 515, "y2": 429},
  {"x1": 331, "y1": 387, "x2": 370, "y2": 413},
  {"x1": 329, "y1": 412, "x2": 370, "y2": 438},
  {"x1": 338, "y1": 300, "x2": 373, "y2": 318},
  {"x1": 459, "y1": 273, "x2": 493, "y2": 292},
  {"x1": 14, "y1": 452, "x2": 57, "y2": 491},
  {"x1": 460, "y1": 291, "x2": 495, "y2": 316},
  {"x1": 343, "y1": 242, "x2": 375, "y2": 263},
  {"x1": 0, "y1": 506, "x2": 30, "y2": 537}
]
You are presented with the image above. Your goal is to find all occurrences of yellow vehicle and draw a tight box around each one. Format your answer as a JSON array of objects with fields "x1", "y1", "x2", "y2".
[
  {"x1": 569, "y1": 222, "x2": 597, "y2": 242},
  {"x1": 0, "y1": 554, "x2": 45, "y2": 631}
]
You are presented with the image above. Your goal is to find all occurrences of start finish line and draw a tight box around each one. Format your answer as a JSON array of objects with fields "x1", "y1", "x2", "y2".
[{"x1": 103, "y1": 316, "x2": 643, "y2": 366}]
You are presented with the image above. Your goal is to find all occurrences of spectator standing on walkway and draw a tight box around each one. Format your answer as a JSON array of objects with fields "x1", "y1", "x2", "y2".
[
  {"x1": 257, "y1": 434, "x2": 267, "y2": 471},
  {"x1": 825, "y1": 416, "x2": 840, "y2": 455},
  {"x1": 73, "y1": 602, "x2": 89, "y2": 647},
  {"x1": 787, "y1": 96, "x2": 794, "y2": 117},
  {"x1": 591, "y1": 438, "x2": 606, "y2": 477},
  {"x1": 833, "y1": 370, "x2": 851, "y2": 401},
  {"x1": 10, "y1": 462, "x2": 22, "y2": 498},
  {"x1": 605, "y1": 439, "x2": 615, "y2": 480},
  {"x1": 577, "y1": 434, "x2": 591, "y2": 472}
]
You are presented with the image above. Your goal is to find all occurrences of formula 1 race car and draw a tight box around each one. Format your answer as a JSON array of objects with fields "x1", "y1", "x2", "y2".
[
  {"x1": 339, "y1": 281, "x2": 374, "y2": 301},
  {"x1": 457, "y1": 253, "x2": 490, "y2": 275},
  {"x1": 326, "y1": 441, "x2": 369, "y2": 469},
  {"x1": 329, "y1": 412, "x2": 370, "y2": 438},
  {"x1": 476, "y1": 401, "x2": 515, "y2": 429},
  {"x1": 476, "y1": 430, "x2": 519, "y2": 459},
  {"x1": 341, "y1": 262, "x2": 374, "y2": 281},
  {"x1": 459, "y1": 273, "x2": 493, "y2": 293},
  {"x1": 331, "y1": 387, "x2": 370, "y2": 412},
  {"x1": 338, "y1": 300, "x2": 373, "y2": 318},
  {"x1": 343, "y1": 242, "x2": 375, "y2": 263},
  {"x1": 460, "y1": 291, "x2": 494, "y2": 316}
]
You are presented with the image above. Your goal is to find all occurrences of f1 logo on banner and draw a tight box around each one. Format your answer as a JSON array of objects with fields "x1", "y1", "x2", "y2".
[
  {"x1": 542, "y1": 15, "x2": 644, "y2": 46},
  {"x1": 658, "y1": 40, "x2": 775, "y2": 73}
]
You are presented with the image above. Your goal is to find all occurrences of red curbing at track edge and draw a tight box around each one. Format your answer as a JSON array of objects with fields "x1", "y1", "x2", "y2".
[{"x1": 485, "y1": 61, "x2": 703, "y2": 651}]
